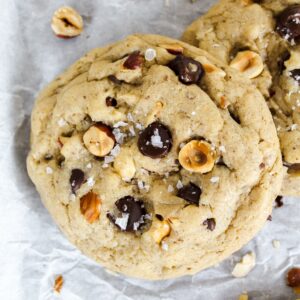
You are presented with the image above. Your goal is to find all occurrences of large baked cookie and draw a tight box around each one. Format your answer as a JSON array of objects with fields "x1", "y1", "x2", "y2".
[
  {"x1": 183, "y1": 0, "x2": 300, "y2": 197},
  {"x1": 27, "y1": 34, "x2": 282, "y2": 279}
]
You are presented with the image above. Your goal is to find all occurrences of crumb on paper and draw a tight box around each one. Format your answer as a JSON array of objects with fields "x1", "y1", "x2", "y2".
[
  {"x1": 54, "y1": 275, "x2": 64, "y2": 293},
  {"x1": 272, "y1": 239, "x2": 281, "y2": 249},
  {"x1": 232, "y1": 252, "x2": 256, "y2": 278},
  {"x1": 238, "y1": 293, "x2": 248, "y2": 300}
]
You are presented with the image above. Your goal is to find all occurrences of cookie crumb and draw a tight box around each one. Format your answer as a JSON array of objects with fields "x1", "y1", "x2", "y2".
[
  {"x1": 168, "y1": 185, "x2": 174, "y2": 193},
  {"x1": 161, "y1": 241, "x2": 169, "y2": 251},
  {"x1": 87, "y1": 177, "x2": 95, "y2": 187},
  {"x1": 272, "y1": 239, "x2": 281, "y2": 249},
  {"x1": 232, "y1": 252, "x2": 256, "y2": 278}
]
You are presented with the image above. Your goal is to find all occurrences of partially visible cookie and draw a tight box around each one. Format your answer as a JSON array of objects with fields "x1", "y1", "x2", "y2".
[
  {"x1": 27, "y1": 34, "x2": 282, "y2": 279},
  {"x1": 183, "y1": 0, "x2": 300, "y2": 197}
]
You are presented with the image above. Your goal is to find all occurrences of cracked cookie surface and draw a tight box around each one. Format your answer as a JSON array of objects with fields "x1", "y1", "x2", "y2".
[
  {"x1": 27, "y1": 34, "x2": 282, "y2": 279},
  {"x1": 183, "y1": 0, "x2": 300, "y2": 196}
]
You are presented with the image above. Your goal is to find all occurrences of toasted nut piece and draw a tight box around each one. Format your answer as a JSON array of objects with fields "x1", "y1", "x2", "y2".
[
  {"x1": 51, "y1": 6, "x2": 83, "y2": 38},
  {"x1": 54, "y1": 275, "x2": 64, "y2": 293},
  {"x1": 202, "y1": 63, "x2": 226, "y2": 77},
  {"x1": 113, "y1": 148, "x2": 136, "y2": 181},
  {"x1": 178, "y1": 140, "x2": 216, "y2": 173},
  {"x1": 80, "y1": 192, "x2": 101, "y2": 224},
  {"x1": 287, "y1": 268, "x2": 300, "y2": 287},
  {"x1": 159, "y1": 43, "x2": 184, "y2": 55},
  {"x1": 230, "y1": 50, "x2": 264, "y2": 79},
  {"x1": 150, "y1": 219, "x2": 171, "y2": 244},
  {"x1": 238, "y1": 294, "x2": 248, "y2": 300},
  {"x1": 232, "y1": 252, "x2": 256, "y2": 278},
  {"x1": 146, "y1": 101, "x2": 164, "y2": 125},
  {"x1": 83, "y1": 124, "x2": 115, "y2": 157}
]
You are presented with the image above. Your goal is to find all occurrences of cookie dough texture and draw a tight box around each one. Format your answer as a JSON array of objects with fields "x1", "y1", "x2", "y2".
[
  {"x1": 183, "y1": 0, "x2": 300, "y2": 196},
  {"x1": 27, "y1": 34, "x2": 282, "y2": 279}
]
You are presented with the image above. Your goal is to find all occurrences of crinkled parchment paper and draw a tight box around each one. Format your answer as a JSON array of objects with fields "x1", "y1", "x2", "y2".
[{"x1": 1, "y1": 0, "x2": 299, "y2": 299}]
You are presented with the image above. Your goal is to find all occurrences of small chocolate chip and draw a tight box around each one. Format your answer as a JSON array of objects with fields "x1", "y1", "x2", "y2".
[
  {"x1": 168, "y1": 54, "x2": 204, "y2": 84},
  {"x1": 278, "y1": 50, "x2": 291, "y2": 74},
  {"x1": 70, "y1": 169, "x2": 85, "y2": 194},
  {"x1": 138, "y1": 121, "x2": 172, "y2": 158},
  {"x1": 106, "y1": 96, "x2": 117, "y2": 107},
  {"x1": 275, "y1": 196, "x2": 284, "y2": 208},
  {"x1": 289, "y1": 69, "x2": 300, "y2": 85},
  {"x1": 107, "y1": 196, "x2": 149, "y2": 232},
  {"x1": 267, "y1": 215, "x2": 272, "y2": 221},
  {"x1": 276, "y1": 5, "x2": 300, "y2": 44},
  {"x1": 123, "y1": 51, "x2": 144, "y2": 70},
  {"x1": 155, "y1": 214, "x2": 164, "y2": 221},
  {"x1": 287, "y1": 268, "x2": 300, "y2": 287},
  {"x1": 259, "y1": 162, "x2": 265, "y2": 169},
  {"x1": 203, "y1": 218, "x2": 216, "y2": 231},
  {"x1": 108, "y1": 75, "x2": 123, "y2": 85},
  {"x1": 177, "y1": 182, "x2": 202, "y2": 206}
]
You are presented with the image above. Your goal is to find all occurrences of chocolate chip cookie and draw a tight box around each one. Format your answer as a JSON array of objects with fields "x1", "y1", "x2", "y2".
[
  {"x1": 183, "y1": 0, "x2": 300, "y2": 197},
  {"x1": 27, "y1": 34, "x2": 282, "y2": 279}
]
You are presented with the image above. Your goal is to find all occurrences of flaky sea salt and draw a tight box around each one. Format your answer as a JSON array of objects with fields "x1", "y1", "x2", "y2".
[
  {"x1": 151, "y1": 129, "x2": 163, "y2": 148},
  {"x1": 191, "y1": 111, "x2": 196, "y2": 116},
  {"x1": 127, "y1": 113, "x2": 134, "y2": 122},
  {"x1": 135, "y1": 123, "x2": 143, "y2": 130},
  {"x1": 69, "y1": 194, "x2": 76, "y2": 201},
  {"x1": 219, "y1": 145, "x2": 226, "y2": 153},
  {"x1": 176, "y1": 180, "x2": 183, "y2": 189},
  {"x1": 102, "y1": 163, "x2": 109, "y2": 169},
  {"x1": 113, "y1": 121, "x2": 128, "y2": 128},
  {"x1": 145, "y1": 48, "x2": 157, "y2": 62},
  {"x1": 86, "y1": 163, "x2": 92, "y2": 169},
  {"x1": 112, "y1": 128, "x2": 126, "y2": 144},
  {"x1": 57, "y1": 118, "x2": 66, "y2": 127},
  {"x1": 210, "y1": 176, "x2": 220, "y2": 184},
  {"x1": 110, "y1": 145, "x2": 121, "y2": 157},
  {"x1": 167, "y1": 185, "x2": 174, "y2": 193},
  {"x1": 115, "y1": 213, "x2": 129, "y2": 230},
  {"x1": 128, "y1": 126, "x2": 136, "y2": 136},
  {"x1": 104, "y1": 156, "x2": 114, "y2": 164},
  {"x1": 161, "y1": 241, "x2": 169, "y2": 251},
  {"x1": 87, "y1": 177, "x2": 95, "y2": 187},
  {"x1": 290, "y1": 124, "x2": 298, "y2": 131},
  {"x1": 46, "y1": 167, "x2": 53, "y2": 174}
]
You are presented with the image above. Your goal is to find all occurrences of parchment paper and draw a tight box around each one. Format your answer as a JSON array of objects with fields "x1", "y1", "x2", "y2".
[{"x1": 1, "y1": 0, "x2": 299, "y2": 299}]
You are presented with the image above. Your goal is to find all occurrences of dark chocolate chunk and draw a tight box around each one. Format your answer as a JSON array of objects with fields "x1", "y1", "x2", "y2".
[
  {"x1": 123, "y1": 51, "x2": 144, "y2": 70},
  {"x1": 107, "y1": 196, "x2": 149, "y2": 232},
  {"x1": 168, "y1": 54, "x2": 204, "y2": 84},
  {"x1": 287, "y1": 268, "x2": 300, "y2": 287},
  {"x1": 275, "y1": 196, "x2": 284, "y2": 208},
  {"x1": 177, "y1": 182, "x2": 202, "y2": 206},
  {"x1": 70, "y1": 169, "x2": 85, "y2": 194},
  {"x1": 276, "y1": 5, "x2": 300, "y2": 44},
  {"x1": 106, "y1": 96, "x2": 117, "y2": 107},
  {"x1": 289, "y1": 69, "x2": 300, "y2": 85},
  {"x1": 138, "y1": 121, "x2": 172, "y2": 158},
  {"x1": 108, "y1": 75, "x2": 123, "y2": 85},
  {"x1": 203, "y1": 218, "x2": 216, "y2": 231}
]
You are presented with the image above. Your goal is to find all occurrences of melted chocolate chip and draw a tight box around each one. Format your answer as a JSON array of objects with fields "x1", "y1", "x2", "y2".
[
  {"x1": 70, "y1": 169, "x2": 85, "y2": 194},
  {"x1": 289, "y1": 69, "x2": 300, "y2": 85},
  {"x1": 108, "y1": 75, "x2": 123, "y2": 85},
  {"x1": 138, "y1": 121, "x2": 172, "y2": 158},
  {"x1": 275, "y1": 196, "x2": 284, "y2": 208},
  {"x1": 168, "y1": 55, "x2": 204, "y2": 84},
  {"x1": 177, "y1": 182, "x2": 202, "y2": 206},
  {"x1": 123, "y1": 51, "x2": 144, "y2": 70},
  {"x1": 278, "y1": 51, "x2": 291, "y2": 74},
  {"x1": 276, "y1": 5, "x2": 300, "y2": 44},
  {"x1": 106, "y1": 96, "x2": 117, "y2": 107},
  {"x1": 203, "y1": 218, "x2": 216, "y2": 231},
  {"x1": 287, "y1": 268, "x2": 300, "y2": 287},
  {"x1": 107, "y1": 196, "x2": 149, "y2": 232}
]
